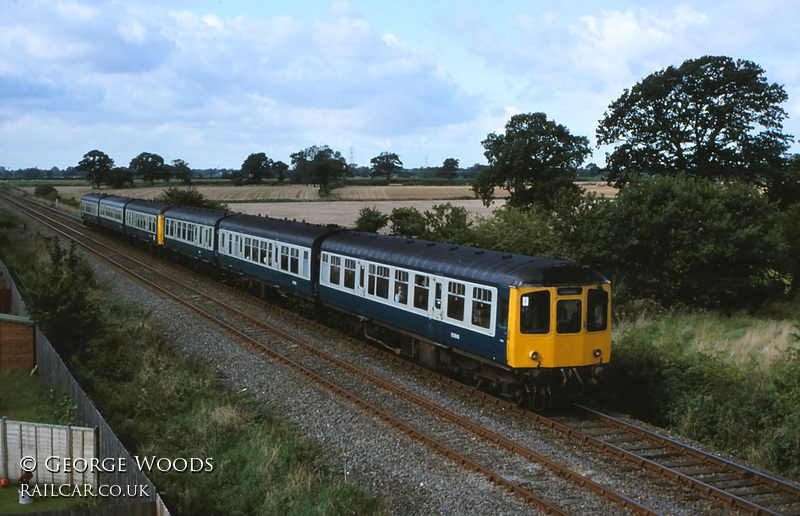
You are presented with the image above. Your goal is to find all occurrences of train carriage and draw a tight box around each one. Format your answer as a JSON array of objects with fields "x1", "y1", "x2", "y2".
[
  {"x1": 319, "y1": 231, "x2": 610, "y2": 401},
  {"x1": 80, "y1": 192, "x2": 107, "y2": 225},
  {"x1": 124, "y1": 199, "x2": 172, "y2": 245},
  {"x1": 217, "y1": 214, "x2": 339, "y2": 299},
  {"x1": 97, "y1": 195, "x2": 133, "y2": 233},
  {"x1": 161, "y1": 206, "x2": 228, "y2": 262}
]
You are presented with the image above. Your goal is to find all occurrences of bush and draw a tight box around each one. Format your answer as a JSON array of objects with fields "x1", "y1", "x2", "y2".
[
  {"x1": 34, "y1": 184, "x2": 58, "y2": 198},
  {"x1": 470, "y1": 205, "x2": 556, "y2": 257},
  {"x1": 154, "y1": 187, "x2": 229, "y2": 211},
  {"x1": 20, "y1": 240, "x2": 104, "y2": 358},
  {"x1": 554, "y1": 175, "x2": 788, "y2": 311},
  {"x1": 354, "y1": 206, "x2": 388, "y2": 233},
  {"x1": 595, "y1": 317, "x2": 800, "y2": 480}
]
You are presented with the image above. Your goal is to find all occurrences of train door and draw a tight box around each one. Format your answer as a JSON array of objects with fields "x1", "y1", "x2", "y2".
[
  {"x1": 356, "y1": 262, "x2": 366, "y2": 297},
  {"x1": 432, "y1": 277, "x2": 444, "y2": 320}
]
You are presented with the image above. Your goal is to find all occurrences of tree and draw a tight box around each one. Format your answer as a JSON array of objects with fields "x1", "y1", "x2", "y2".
[
  {"x1": 129, "y1": 152, "x2": 165, "y2": 186},
  {"x1": 475, "y1": 113, "x2": 590, "y2": 211},
  {"x1": 171, "y1": 159, "x2": 193, "y2": 185},
  {"x1": 290, "y1": 145, "x2": 347, "y2": 193},
  {"x1": 105, "y1": 167, "x2": 134, "y2": 188},
  {"x1": 440, "y1": 158, "x2": 459, "y2": 179},
  {"x1": 765, "y1": 153, "x2": 800, "y2": 210},
  {"x1": 370, "y1": 152, "x2": 403, "y2": 181},
  {"x1": 598, "y1": 55, "x2": 793, "y2": 188},
  {"x1": 77, "y1": 150, "x2": 114, "y2": 189},
  {"x1": 240, "y1": 153, "x2": 272, "y2": 184},
  {"x1": 22, "y1": 240, "x2": 103, "y2": 358},
  {"x1": 553, "y1": 174, "x2": 787, "y2": 310},
  {"x1": 273, "y1": 161, "x2": 289, "y2": 183}
]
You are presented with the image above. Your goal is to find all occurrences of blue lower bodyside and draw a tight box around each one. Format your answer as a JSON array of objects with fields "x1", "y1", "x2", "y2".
[
  {"x1": 219, "y1": 255, "x2": 315, "y2": 298},
  {"x1": 320, "y1": 286, "x2": 507, "y2": 364}
]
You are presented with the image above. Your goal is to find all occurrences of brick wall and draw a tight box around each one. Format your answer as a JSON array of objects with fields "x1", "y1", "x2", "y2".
[{"x1": 0, "y1": 314, "x2": 35, "y2": 370}]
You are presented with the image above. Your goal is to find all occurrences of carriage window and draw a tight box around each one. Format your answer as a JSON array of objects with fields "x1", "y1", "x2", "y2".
[
  {"x1": 520, "y1": 291, "x2": 550, "y2": 334},
  {"x1": 344, "y1": 259, "x2": 357, "y2": 289},
  {"x1": 447, "y1": 282, "x2": 465, "y2": 321},
  {"x1": 329, "y1": 255, "x2": 341, "y2": 285},
  {"x1": 368, "y1": 265, "x2": 390, "y2": 299},
  {"x1": 413, "y1": 275, "x2": 429, "y2": 309},
  {"x1": 587, "y1": 288, "x2": 608, "y2": 332},
  {"x1": 394, "y1": 270, "x2": 408, "y2": 304},
  {"x1": 472, "y1": 287, "x2": 492, "y2": 329},
  {"x1": 280, "y1": 246, "x2": 289, "y2": 270},
  {"x1": 557, "y1": 299, "x2": 582, "y2": 334},
  {"x1": 290, "y1": 248, "x2": 300, "y2": 274},
  {"x1": 259, "y1": 240, "x2": 267, "y2": 264},
  {"x1": 244, "y1": 237, "x2": 252, "y2": 260}
]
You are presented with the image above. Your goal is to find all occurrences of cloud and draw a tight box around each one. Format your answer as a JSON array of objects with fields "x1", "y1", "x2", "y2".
[{"x1": 0, "y1": 0, "x2": 476, "y2": 167}]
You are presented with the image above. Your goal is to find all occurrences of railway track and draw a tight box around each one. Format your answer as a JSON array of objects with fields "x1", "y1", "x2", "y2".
[{"x1": 4, "y1": 190, "x2": 799, "y2": 514}]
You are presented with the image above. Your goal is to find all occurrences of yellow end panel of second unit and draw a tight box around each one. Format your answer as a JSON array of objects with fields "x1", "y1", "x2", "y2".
[
  {"x1": 157, "y1": 214, "x2": 164, "y2": 245},
  {"x1": 505, "y1": 285, "x2": 611, "y2": 369}
]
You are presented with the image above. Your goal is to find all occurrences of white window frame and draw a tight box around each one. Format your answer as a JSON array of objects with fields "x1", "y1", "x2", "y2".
[
  {"x1": 217, "y1": 229, "x2": 311, "y2": 281},
  {"x1": 320, "y1": 251, "x2": 496, "y2": 337}
]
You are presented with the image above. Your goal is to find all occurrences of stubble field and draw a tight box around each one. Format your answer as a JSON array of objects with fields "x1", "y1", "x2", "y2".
[{"x1": 50, "y1": 183, "x2": 617, "y2": 228}]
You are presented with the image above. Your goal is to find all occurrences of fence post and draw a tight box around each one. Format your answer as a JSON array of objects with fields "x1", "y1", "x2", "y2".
[
  {"x1": 94, "y1": 426, "x2": 100, "y2": 489},
  {"x1": 2, "y1": 416, "x2": 7, "y2": 481}
]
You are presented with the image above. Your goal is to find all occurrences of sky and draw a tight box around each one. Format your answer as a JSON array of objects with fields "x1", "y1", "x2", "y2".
[{"x1": 2, "y1": 0, "x2": 799, "y2": 171}]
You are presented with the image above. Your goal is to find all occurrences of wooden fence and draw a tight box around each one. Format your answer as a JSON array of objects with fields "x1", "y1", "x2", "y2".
[
  {"x1": 1, "y1": 418, "x2": 98, "y2": 486},
  {"x1": 0, "y1": 259, "x2": 170, "y2": 515}
]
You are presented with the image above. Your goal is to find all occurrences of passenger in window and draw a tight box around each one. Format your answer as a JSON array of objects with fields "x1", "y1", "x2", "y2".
[
  {"x1": 472, "y1": 302, "x2": 489, "y2": 327},
  {"x1": 394, "y1": 284, "x2": 407, "y2": 304}
]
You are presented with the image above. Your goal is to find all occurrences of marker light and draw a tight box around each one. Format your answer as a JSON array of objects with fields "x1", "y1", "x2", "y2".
[
  {"x1": 593, "y1": 348, "x2": 602, "y2": 358},
  {"x1": 529, "y1": 351, "x2": 540, "y2": 361}
]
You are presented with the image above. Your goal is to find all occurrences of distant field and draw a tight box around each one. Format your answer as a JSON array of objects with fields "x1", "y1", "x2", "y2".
[{"x1": 34, "y1": 183, "x2": 617, "y2": 228}]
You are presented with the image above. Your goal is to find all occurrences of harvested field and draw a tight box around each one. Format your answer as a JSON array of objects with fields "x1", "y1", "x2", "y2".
[{"x1": 37, "y1": 182, "x2": 617, "y2": 229}]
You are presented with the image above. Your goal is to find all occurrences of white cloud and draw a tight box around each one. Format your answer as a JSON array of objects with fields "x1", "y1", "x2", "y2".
[{"x1": 0, "y1": 0, "x2": 477, "y2": 168}]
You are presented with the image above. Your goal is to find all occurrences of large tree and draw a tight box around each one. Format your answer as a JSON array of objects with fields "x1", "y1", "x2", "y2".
[
  {"x1": 129, "y1": 152, "x2": 165, "y2": 186},
  {"x1": 240, "y1": 153, "x2": 273, "y2": 184},
  {"x1": 290, "y1": 145, "x2": 347, "y2": 191},
  {"x1": 598, "y1": 55, "x2": 793, "y2": 188},
  {"x1": 77, "y1": 150, "x2": 114, "y2": 189},
  {"x1": 474, "y1": 112, "x2": 590, "y2": 210},
  {"x1": 370, "y1": 152, "x2": 403, "y2": 181}
]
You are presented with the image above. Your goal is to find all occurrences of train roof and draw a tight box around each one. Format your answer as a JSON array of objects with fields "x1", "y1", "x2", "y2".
[
  {"x1": 219, "y1": 214, "x2": 339, "y2": 247},
  {"x1": 125, "y1": 198, "x2": 172, "y2": 215},
  {"x1": 321, "y1": 231, "x2": 607, "y2": 287},
  {"x1": 162, "y1": 205, "x2": 229, "y2": 226},
  {"x1": 98, "y1": 195, "x2": 134, "y2": 208},
  {"x1": 81, "y1": 192, "x2": 107, "y2": 202}
]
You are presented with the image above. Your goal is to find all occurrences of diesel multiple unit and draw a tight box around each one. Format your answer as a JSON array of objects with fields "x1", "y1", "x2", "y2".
[{"x1": 81, "y1": 192, "x2": 611, "y2": 408}]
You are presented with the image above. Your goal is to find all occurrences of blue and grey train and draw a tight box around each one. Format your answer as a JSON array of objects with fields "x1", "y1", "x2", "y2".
[{"x1": 81, "y1": 192, "x2": 611, "y2": 408}]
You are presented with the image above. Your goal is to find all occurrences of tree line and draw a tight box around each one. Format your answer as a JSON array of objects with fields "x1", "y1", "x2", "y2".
[{"x1": 70, "y1": 146, "x2": 470, "y2": 193}]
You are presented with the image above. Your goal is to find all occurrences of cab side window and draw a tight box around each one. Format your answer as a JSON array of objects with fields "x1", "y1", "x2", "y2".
[{"x1": 587, "y1": 288, "x2": 609, "y2": 332}]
